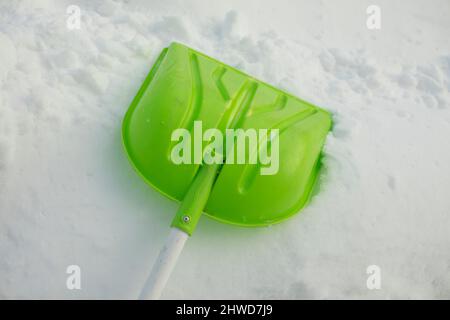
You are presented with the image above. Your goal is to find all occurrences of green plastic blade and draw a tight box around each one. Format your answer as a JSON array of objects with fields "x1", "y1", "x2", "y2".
[{"x1": 122, "y1": 42, "x2": 332, "y2": 232}]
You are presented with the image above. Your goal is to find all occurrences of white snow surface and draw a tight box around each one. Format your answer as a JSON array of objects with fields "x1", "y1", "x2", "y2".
[{"x1": 0, "y1": 0, "x2": 449, "y2": 299}]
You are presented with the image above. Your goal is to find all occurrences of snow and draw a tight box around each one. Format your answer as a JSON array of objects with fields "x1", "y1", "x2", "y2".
[{"x1": 0, "y1": 0, "x2": 449, "y2": 299}]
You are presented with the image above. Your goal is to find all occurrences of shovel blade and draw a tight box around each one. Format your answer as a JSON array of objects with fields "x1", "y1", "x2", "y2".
[{"x1": 122, "y1": 42, "x2": 332, "y2": 227}]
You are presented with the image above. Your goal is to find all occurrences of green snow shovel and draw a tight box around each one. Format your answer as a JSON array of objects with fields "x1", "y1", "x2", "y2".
[{"x1": 122, "y1": 42, "x2": 332, "y2": 299}]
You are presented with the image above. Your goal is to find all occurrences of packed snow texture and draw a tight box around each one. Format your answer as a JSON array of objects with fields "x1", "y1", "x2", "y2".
[{"x1": 0, "y1": 0, "x2": 449, "y2": 299}]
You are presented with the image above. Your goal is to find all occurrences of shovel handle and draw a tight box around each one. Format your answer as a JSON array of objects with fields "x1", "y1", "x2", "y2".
[
  {"x1": 139, "y1": 227, "x2": 189, "y2": 300},
  {"x1": 140, "y1": 164, "x2": 219, "y2": 299}
]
